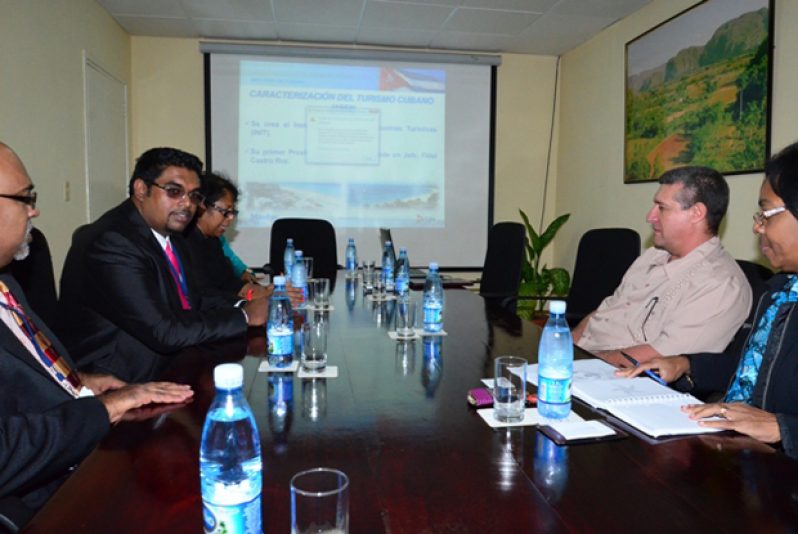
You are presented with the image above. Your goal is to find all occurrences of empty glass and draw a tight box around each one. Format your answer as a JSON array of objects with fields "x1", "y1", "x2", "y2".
[
  {"x1": 301, "y1": 318, "x2": 327, "y2": 371},
  {"x1": 362, "y1": 261, "x2": 375, "y2": 294},
  {"x1": 395, "y1": 300, "x2": 417, "y2": 339},
  {"x1": 290, "y1": 468, "x2": 349, "y2": 534},
  {"x1": 312, "y1": 278, "x2": 330, "y2": 310},
  {"x1": 494, "y1": 356, "x2": 527, "y2": 423},
  {"x1": 300, "y1": 256, "x2": 314, "y2": 279}
]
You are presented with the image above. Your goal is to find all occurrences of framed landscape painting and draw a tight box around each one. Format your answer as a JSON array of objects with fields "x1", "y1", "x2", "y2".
[{"x1": 624, "y1": 0, "x2": 773, "y2": 183}]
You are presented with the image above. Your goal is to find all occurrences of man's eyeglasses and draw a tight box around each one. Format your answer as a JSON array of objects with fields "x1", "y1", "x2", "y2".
[
  {"x1": 753, "y1": 206, "x2": 786, "y2": 226},
  {"x1": 209, "y1": 204, "x2": 239, "y2": 219},
  {"x1": 0, "y1": 191, "x2": 37, "y2": 209},
  {"x1": 151, "y1": 182, "x2": 205, "y2": 205}
]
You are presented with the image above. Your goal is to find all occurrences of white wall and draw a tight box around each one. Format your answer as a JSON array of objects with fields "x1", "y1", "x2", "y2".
[
  {"x1": 0, "y1": 0, "x2": 130, "y2": 278},
  {"x1": 554, "y1": 0, "x2": 798, "y2": 273}
]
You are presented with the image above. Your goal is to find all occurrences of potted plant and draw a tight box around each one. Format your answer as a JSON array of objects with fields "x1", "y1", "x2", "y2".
[{"x1": 517, "y1": 209, "x2": 571, "y2": 321}]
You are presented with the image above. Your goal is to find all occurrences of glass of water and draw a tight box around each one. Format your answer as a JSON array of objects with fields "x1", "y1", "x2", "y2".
[
  {"x1": 493, "y1": 356, "x2": 527, "y2": 423},
  {"x1": 291, "y1": 468, "x2": 349, "y2": 534}
]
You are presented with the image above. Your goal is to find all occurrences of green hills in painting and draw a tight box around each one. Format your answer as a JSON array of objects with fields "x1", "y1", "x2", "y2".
[{"x1": 625, "y1": 7, "x2": 769, "y2": 182}]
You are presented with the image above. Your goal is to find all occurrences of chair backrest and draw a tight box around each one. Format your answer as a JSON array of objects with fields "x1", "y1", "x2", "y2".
[
  {"x1": 269, "y1": 218, "x2": 338, "y2": 279},
  {"x1": 479, "y1": 222, "x2": 526, "y2": 300},
  {"x1": 735, "y1": 259, "x2": 772, "y2": 325},
  {"x1": 567, "y1": 228, "x2": 641, "y2": 323},
  {"x1": 8, "y1": 228, "x2": 58, "y2": 327}
]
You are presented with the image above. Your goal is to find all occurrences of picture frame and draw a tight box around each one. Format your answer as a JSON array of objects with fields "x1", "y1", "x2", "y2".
[{"x1": 624, "y1": 0, "x2": 773, "y2": 183}]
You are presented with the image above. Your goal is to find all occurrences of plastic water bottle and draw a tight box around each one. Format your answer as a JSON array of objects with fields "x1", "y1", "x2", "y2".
[
  {"x1": 267, "y1": 276, "x2": 294, "y2": 367},
  {"x1": 200, "y1": 363, "x2": 262, "y2": 534},
  {"x1": 283, "y1": 238, "x2": 295, "y2": 276},
  {"x1": 345, "y1": 238, "x2": 358, "y2": 278},
  {"x1": 537, "y1": 300, "x2": 573, "y2": 419},
  {"x1": 422, "y1": 262, "x2": 444, "y2": 332},
  {"x1": 291, "y1": 250, "x2": 307, "y2": 305},
  {"x1": 395, "y1": 247, "x2": 410, "y2": 299},
  {"x1": 382, "y1": 241, "x2": 395, "y2": 292}
]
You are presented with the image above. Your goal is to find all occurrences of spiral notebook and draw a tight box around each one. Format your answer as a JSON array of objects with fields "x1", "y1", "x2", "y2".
[
  {"x1": 529, "y1": 359, "x2": 721, "y2": 438},
  {"x1": 573, "y1": 376, "x2": 722, "y2": 438}
]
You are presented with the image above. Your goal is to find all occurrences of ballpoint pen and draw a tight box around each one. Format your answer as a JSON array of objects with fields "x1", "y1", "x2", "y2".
[{"x1": 620, "y1": 351, "x2": 668, "y2": 386}]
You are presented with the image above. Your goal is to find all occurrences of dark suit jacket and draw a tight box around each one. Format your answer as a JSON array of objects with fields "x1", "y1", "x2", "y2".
[
  {"x1": 183, "y1": 225, "x2": 243, "y2": 296},
  {"x1": 0, "y1": 274, "x2": 109, "y2": 512},
  {"x1": 57, "y1": 199, "x2": 248, "y2": 382},
  {"x1": 686, "y1": 274, "x2": 798, "y2": 458}
]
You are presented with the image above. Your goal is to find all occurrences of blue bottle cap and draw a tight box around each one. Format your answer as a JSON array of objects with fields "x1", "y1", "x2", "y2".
[
  {"x1": 273, "y1": 275, "x2": 286, "y2": 286},
  {"x1": 429, "y1": 262, "x2": 438, "y2": 270}
]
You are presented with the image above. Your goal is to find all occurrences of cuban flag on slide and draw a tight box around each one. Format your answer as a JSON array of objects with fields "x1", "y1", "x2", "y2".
[{"x1": 379, "y1": 68, "x2": 445, "y2": 93}]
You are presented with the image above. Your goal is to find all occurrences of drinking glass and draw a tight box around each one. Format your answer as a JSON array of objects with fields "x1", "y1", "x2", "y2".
[
  {"x1": 493, "y1": 356, "x2": 527, "y2": 423},
  {"x1": 394, "y1": 300, "x2": 416, "y2": 339},
  {"x1": 302, "y1": 257, "x2": 314, "y2": 279},
  {"x1": 312, "y1": 278, "x2": 330, "y2": 310},
  {"x1": 362, "y1": 261, "x2": 375, "y2": 294},
  {"x1": 301, "y1": 319, "x2": 327, "y2": 371},
  {"x1": 290, "y1": 468, "x2": 349, "y2": 534}
]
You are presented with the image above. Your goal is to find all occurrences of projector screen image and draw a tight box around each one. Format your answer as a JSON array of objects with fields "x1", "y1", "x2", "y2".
[{"x1": 207, "y1": 52, "x2": 493, "y2": 268}]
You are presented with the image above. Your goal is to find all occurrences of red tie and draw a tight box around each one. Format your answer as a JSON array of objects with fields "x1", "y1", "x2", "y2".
[
  {"x1": 0, "y1": 281, "x2": 82, "y2": 397},
  {"x1": 165, "y1": 242, "x2": 191, "y2": 310}
]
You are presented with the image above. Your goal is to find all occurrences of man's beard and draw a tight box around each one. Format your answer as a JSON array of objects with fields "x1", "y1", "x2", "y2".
[{"x1": 13, "y1": 220, "x2": 33, "y2": 261}]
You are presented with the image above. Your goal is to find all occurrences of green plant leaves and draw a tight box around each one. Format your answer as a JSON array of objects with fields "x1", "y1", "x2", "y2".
[{"x1": 517, "y1": 209, "x2": 571, "y2": 304}]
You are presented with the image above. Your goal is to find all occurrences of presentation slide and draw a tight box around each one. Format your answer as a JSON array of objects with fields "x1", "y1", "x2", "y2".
[
  {"x1": 237, "y1": 61, "x2": 445, "y2": 230},
  {"x1": 208, "y1": 52, "x2": 492, "y2": 268}
]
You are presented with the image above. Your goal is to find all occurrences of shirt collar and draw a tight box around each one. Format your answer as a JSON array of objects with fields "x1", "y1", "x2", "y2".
[{"x1": 150, "y1": 229, "x2": 170, "y2": 250}]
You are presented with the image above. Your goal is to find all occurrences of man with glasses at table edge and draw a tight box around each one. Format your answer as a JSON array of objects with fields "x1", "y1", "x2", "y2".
[
  {"x1": 572, "y1": 166, "x2": 751, "y2": 366},
  {"x1": 57, "y1": 148, "x2": 269, "y2": 383},
  {"x1": 0, "y1": 143, "x2": 193, "y2": 523}
]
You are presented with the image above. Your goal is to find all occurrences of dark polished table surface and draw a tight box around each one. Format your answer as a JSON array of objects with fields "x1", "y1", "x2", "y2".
[{"x1": 25, "y1": 274, "x2": 798, "y2": 533}]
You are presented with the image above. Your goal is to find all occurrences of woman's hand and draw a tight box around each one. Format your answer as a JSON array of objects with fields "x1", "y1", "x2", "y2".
[{"x1": 683, "y1": 402, "x2": 781, "y2": 443}]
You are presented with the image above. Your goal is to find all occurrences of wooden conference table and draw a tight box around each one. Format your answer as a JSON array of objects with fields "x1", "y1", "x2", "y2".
[{"x1": 25, "y1": 273, "x2": 798, "y2": 533}]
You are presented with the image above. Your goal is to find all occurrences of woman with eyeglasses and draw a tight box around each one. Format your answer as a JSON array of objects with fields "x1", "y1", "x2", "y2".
[
  {"x1": 618, "y1": 142, "x2": 798, "y2": 458},
  {"x1": 184, "y1": 172, "x2": 272, "y2": 301}
]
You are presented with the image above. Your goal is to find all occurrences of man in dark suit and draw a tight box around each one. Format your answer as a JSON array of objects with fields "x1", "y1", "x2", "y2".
[
  {"x1": 57, "y1": 148, "x2": 268, "y2": 382},
  {"x1": 0, "y1": 142, "x2": 194, "y2": 519}
]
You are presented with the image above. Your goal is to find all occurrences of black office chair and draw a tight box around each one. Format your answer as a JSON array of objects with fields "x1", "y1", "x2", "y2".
[
  {"x1": 265, "y1": 218, "x2": 339, "y2": 280},
  {"x1": 565, "y1": 228, "x2": 640, "y2": 324},
  {"x1": 479, "y1": 222, "x2": 526, "y2": 311},
  {"x1": 736, "y1": 259, "x2": 772, "y2": 320},
  {"x1": 7, "y1": 228, "x2": 58, "y2": 327},
  {"x1": 678, "y1": 259, "x2": 772, "y2": 401},
  {"x1": 0, "y1": 496, "x2": 34, "y2": 533}
]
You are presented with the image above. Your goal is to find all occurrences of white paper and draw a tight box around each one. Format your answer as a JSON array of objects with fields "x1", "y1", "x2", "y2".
[
  {"x1": 413, "y1": 328, "x2": 447, "y2": 337},
  {"x1": 297, "y1": 365, "x2": 338, "y2": 378},
  {"x1": 477, "y1": 408, "x2": 584, "y2": 428},
  {"x1": 258, "y1": 360, "x2": 299, "y2": 373},
  {"x1": 388, "y1": 331, "x2": 420, "y2": 341},
  {"x1": 545, "y1": 420, "x2": 616, "y2": 440}
]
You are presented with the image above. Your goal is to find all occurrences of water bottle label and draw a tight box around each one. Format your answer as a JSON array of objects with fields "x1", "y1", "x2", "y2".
[
  {"x1": 423, "y1": 305, "x2": 442, "y2": 328},
  {"x1": 346, "y1": 258, "x2": 356, "y2": 271},
  {"x1": 268, "y1": 330, "x2": 293, "y2": 356},
  {"x1": 538, "y1": 376, "x2": 571, "y2": 404},
  {"x1": 396, "y1": 276, "x2": 408, "y2": 293},
  {"x1": 203, "y1": 496, "x2": 261, "y2": 534}
]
